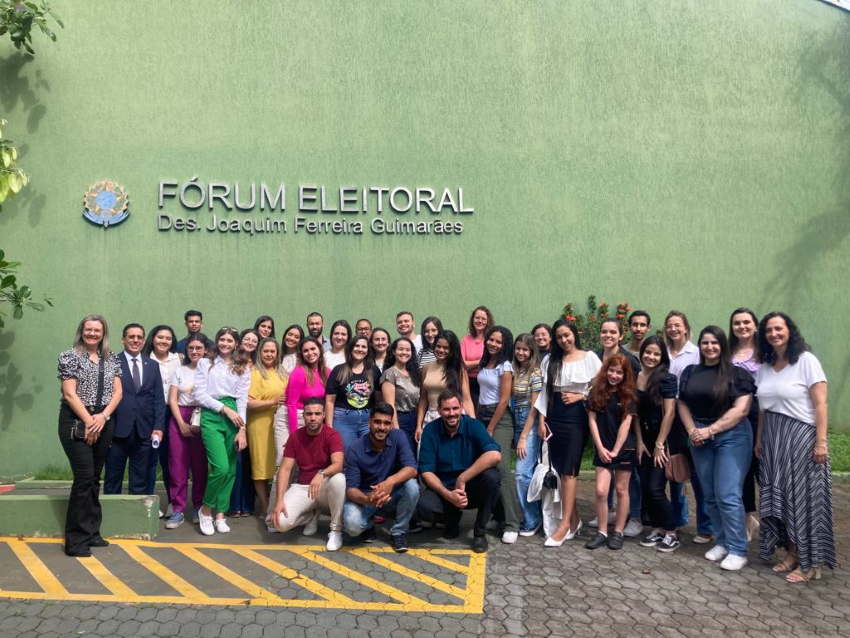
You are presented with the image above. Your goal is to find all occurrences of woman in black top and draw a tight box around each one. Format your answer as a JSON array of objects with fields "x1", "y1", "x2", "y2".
[
  {"x1": 325, "y1": 335, "x2": 383, "y2": 449},
  {"x1": 57, "y1": 315, "x2": 124, "y2": 557},
  {"x1": 634, "y1": 336, "x2": 680, "y2": 553},
  {"x1": 678, "y1": 326, "x2": 754, "y2": 572}
]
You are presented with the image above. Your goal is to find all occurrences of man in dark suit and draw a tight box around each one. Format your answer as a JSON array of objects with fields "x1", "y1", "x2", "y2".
[{"x1": 104, "y1": 324, "x2": 165, "y2": 495}]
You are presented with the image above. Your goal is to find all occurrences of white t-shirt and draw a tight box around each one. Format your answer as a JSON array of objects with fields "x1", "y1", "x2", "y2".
[
  {"x1": 534, "y1": 351, "x2": 602, "y2": 416},
  {"x1": 171, "y1": 365, "x2": 199, "y2": 406},
  {"x1": 323, "y1": 350, "x2": 346, "y2": 370},
  {"x1": 755, "y1": 352, "x2": 827, "y2": 425},
  {"x1": 478, "y1": 361, "x2": 514, "y2": 405}
]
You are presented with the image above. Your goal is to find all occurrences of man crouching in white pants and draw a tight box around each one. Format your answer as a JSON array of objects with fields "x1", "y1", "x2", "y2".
[{"x1": 271, "y1": 396, "x2": 345, "y2": 551}]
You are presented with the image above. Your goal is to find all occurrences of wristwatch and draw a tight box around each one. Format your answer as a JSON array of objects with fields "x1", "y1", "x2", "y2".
[{"x1": 317, "y1": 469, "x2": 325, "y2": 476}]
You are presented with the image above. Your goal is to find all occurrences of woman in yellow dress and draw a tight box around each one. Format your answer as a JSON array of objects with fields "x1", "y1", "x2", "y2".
[{"x1": 247, "y1": 337, "x2": 287, "y2": 520}]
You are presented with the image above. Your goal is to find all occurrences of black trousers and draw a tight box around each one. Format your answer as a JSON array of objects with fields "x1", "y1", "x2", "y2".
[
  {"x1": 638, "y1": 454, "x2": 674, "y2": 531},
  {"x1": 417, "y1": 467, "x2": 500, "y2": 537},
  {"x1": 58, "y1": 405, "x2": 113, "y2": 554},
  {"x1": 104, "y1": 425, "x2": 151, "y2": 495}
]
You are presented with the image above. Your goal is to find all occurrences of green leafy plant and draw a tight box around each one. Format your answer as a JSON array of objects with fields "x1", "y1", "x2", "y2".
[
  {"x1": 0, "y1": 120, "x2": 51, "y2": 327},
  {"x1": 0, "y1": 119, "x2": 29, "y2": 211},
  {"x1": 0, "y1": 0, "x2": 63, "y2": 55},
  {"x1": 561, "y1": 295, "x2": 632, "y2": 353}
]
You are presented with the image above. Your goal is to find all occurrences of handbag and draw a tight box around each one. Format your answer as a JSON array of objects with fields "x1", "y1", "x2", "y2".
[
  {"x1": 665, "y1": 452, "x2": 691, "y2": 482},
  {"x1": 541, "y1": 430, "x2": 559, "y2": 489}
]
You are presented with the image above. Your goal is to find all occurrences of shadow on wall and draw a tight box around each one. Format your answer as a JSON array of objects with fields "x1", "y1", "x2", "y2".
[
  {"x1": 762, "y1": 21, "x2": 850, "y2": 405},
  {"x1": 0, "y1": 52, "x2": 49, "y2": 228},
  {"x1": 0, "y1": 330, "x2": 40, "y2": 431}
]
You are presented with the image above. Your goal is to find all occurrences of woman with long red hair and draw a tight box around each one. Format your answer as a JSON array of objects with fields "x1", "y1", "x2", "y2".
[{"x1": 584, "y1": 354, "x2": 638, "y2": 551}]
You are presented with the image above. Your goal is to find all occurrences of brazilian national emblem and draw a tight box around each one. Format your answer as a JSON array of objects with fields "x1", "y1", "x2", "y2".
[{"x1": 83, "y1": 181, "x2": 129, "y2": 228}]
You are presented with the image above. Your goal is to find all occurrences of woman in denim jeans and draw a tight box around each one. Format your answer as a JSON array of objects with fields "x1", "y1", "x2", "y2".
[
  {"x1": 678, "y1": 326, "x2": 754, "y2": 571},
  {"x1": 513, "y1": 334, "x2": 544, "y2": 537},
  {"x1": 324, "y1": 335, "x2": 383, "y2": 449}
]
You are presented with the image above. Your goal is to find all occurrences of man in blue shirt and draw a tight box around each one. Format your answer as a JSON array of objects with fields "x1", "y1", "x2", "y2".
[
  {"x1": 343, "y1": 403, "x2": 419, "y2": 553},
  {"x1": 417, "y1": 390, "x2": 501, "y2": 553}
]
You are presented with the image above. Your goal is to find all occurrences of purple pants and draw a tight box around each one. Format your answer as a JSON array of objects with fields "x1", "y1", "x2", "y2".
[{"x1": 168, "y1": 406, "x2": 208, "y2": 513}]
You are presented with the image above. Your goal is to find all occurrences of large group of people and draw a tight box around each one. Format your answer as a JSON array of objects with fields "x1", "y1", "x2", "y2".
[{"x1": 57, "y1": 307, "x2": 835, "y2": 582}]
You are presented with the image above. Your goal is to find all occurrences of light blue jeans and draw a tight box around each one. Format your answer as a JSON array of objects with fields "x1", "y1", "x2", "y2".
[
  {"x1": 690, "y1": 418, "x2": 752, "y2": 556},
  {"x1": 333, "y1": 408, "x2": 370, "y2": 449},
  {"x1": 343, "y1": 479, "x2": 420, "y2": 536},
  {"x1": 513, "y1": 405, "x2": 542, "y2": 532}
]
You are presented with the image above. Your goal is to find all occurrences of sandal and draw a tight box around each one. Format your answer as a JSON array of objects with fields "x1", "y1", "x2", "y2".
[
  {"x1": 772, "y1": 556, "x2": 799, "y2": 573},
  {"x1": 786, "y1": 566, "x2": 821, "y2": 583}
]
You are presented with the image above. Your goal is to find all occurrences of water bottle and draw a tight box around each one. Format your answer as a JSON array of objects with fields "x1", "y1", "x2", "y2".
[{"x1": 151, "y1": 433, "x2": 161, "y2": 449}]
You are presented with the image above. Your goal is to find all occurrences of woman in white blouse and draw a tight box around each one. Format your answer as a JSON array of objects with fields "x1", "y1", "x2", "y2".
[
  {"x1": 165, "y1": 333, "x2": 208, "y2": 529},
  {"x1": 194, "y1": 327, "x2": 251, "y2": 535},
  {"x1": 525, "y1": 319, "x2": 602, "y2": 547}
]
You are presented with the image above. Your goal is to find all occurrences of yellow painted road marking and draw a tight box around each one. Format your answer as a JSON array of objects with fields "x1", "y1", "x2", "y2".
[
  {"x1": 121, "y1": 543, "x2": 213, "y2": 603},
  {"x1": 0, "y1": 537, "x2": 486, "y2": 612},
  {"x1": 240, "y1": 549, "x2": 357, "y2": 605},
  {"x1": 349, "y1": 547, "x2": 467, "y2": 599},
  {"x1": 78, "y1": 556, "x2": 137, "y2": 598},
  {"x1": 176, "y1": 546, "x2": 287, "y2": 605},
  {"x1": 6, "y1": 541, "x2": 69, "y2": 596},
  {"x1": 294, "y1": 547, "x2": 431, "y2": 607},
  {"x1": 407, "y1": 548, "x2": 471, "y2": 573}
]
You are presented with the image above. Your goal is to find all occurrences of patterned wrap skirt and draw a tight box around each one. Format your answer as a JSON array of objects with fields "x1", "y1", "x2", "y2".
[{"x1": 759, "y1": 410, "x2": 836, "y2": 571}]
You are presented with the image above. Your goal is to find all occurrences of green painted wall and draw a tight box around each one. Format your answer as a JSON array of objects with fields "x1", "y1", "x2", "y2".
[{"x1": 1, "y1": 1, "x2": 848, "y2": 476}]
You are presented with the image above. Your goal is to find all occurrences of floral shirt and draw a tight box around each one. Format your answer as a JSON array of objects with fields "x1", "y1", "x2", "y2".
[{"x1": 57, "y1": 349, "x2": 122, "y2": 407}]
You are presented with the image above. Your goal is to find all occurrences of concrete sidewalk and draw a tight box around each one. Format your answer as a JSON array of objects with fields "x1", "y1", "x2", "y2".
[{"x1": 0, "y1": 479, "x2": 848, "y2": 638}]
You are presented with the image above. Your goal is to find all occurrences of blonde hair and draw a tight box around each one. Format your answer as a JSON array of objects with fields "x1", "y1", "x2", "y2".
[
  {"x1": 73, "y1": 315, "x2": 111, "y2": 357},
  {"x1": 256, "y1": 338, "x2": 283, "y2": 380}
]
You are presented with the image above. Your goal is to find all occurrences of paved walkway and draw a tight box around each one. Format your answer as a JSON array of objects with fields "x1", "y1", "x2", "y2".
[{"x1": 0, "y1": 480, "x2": 848, "y2": 637}]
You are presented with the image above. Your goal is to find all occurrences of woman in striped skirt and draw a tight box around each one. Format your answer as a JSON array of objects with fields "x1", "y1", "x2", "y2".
[{"x1": 755, "y1": 312, "x2": 834, "y2": 583}]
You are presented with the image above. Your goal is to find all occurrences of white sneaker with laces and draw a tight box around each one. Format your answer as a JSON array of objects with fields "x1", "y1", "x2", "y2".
[
  {"x1": 704, "y1": 545, "x2": 729, "y2": 562},
  {"x1": 214, "y1": 518, "x2": 231, "y2": 534},
  {"x1": 720, "y1": 554, "x2": 748, "y2": 571},
  {"x1": 501, "y1": 531, "x2": 518, "y2": 544},
  {"x1": 623, "y1": 518, "x2": 643, "y2": 538},
  {"x1": 326, "y1": 530, "x2": 343, "y2": 552},
  {"x1": 199, "y1": 511, "x2": 215, "y2": 536},
  {"x1": 303, "y1": 510, "x2": 318, "y2": 536}
]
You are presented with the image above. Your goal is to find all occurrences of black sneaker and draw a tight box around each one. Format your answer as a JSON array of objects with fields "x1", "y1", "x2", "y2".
[
  {"x1": 443, "y1": 526, "x2": 460, "y2": 540},
  {"x1": 362, "y1": 526, "x2": 377, "y2": 543},
  {"x1": 408, "y1": 519, "x2": 423, "y2": 534},
  {"x1": 656, "y1": 533, "x2": 681, "y2": 553},
  {"x1": 640, "y1": 530, "x2": 665, "y2": 547},
  {"x1": 391, "y1": 534, "x2": 409, "y2": 553},
  {"x1": 472, "y1": 536, "x2": 488, "y2": 553},
  {"x1": 585, "y1": 532, "x2": 608, "y2": 550},
  {"x1": 608, "y1": 531, "x2": 624, "y2": 550}
]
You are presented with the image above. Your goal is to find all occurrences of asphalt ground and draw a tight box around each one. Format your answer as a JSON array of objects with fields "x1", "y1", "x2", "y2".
[{"x1": 1, "y1": 479, "x2": 848, "y2": 638}]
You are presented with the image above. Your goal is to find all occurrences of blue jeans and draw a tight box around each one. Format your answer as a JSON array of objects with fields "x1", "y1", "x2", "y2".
[
  {"x1": 691, "y1": 418, "x2": 752, "y2": 556},
  {"x1": 513, "y1": 405, "x2": 542, "y2": 532},
  {"x1": 333, "y1": 408, "x2": 370, "y2": 449},
  {"x1": 343, "y1": 479, "x2": 420, "y2": 536},
  {"x1": 397, "y1": 410, "x2": 417, "y2": 458},
  {"x1": 670, "y1": 450, "x2": 714, "y2": 535}
]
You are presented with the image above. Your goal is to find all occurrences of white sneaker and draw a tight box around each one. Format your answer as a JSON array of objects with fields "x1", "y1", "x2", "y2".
[
  {"x1": 303, "y1": 510, "x2": 318, "y2": 536},
  {"x1": 623, "y1": 519, "x2": 643, "y2": 538},
  {"x1": 720, "y1": 554, "x2": 748, "y2": 571},
  {"x1": 501, "y1": 531, "x2": 518, "y2": 544},
  {"x1": 214, "y1": 518, "x2": 231, "y2": 534},
  {"x1": 704, "y1": 545, "x2": 729, "y2": 562},
  {"x1": 326, "y1": 530, "x2": 343, "y2": 552},
  {"x1": 158, "y1": 509, "x2": 164, "y2": 519},
  {"x1": 199, "y1": 511, "x2": 215, "y2": 536},
  {"x1": 518, "y1": 523, "x2": 541, "y2": 537}
]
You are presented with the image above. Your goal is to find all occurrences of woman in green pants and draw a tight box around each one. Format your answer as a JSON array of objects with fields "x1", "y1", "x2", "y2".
[{"x1": 194, "y1": 327, "x2": 251, "y2": 535}]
